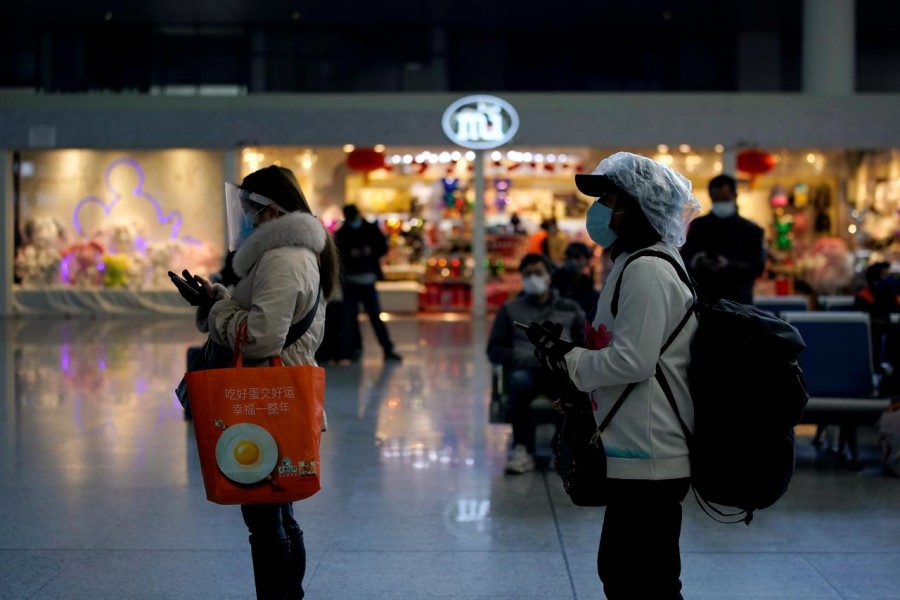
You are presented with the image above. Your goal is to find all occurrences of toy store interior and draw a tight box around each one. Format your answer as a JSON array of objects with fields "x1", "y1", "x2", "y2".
[{"x1": 10, "y1": 145, "x2": 900, "y2": 314}]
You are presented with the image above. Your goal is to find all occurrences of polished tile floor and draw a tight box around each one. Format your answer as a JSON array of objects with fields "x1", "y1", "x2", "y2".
[{"x1": 1, "y1": 315, "x2": 899, "y2": 600}]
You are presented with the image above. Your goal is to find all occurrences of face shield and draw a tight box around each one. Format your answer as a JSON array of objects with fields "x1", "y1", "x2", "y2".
[{"x1": 224, "y1": 182, "x2": 286, "y2": 251}]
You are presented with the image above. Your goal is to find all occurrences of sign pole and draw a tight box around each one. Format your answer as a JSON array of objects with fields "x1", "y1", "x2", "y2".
[
  {"x1": 441, "y1": 95, "x2": 519, "y2": 320},
  {"x1": 472, "y1": 150, "x2": 486, "y2": 318}
]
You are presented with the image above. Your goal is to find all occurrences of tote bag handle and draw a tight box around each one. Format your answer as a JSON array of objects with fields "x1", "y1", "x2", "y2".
[{"x1": 232, "y1": 321, "x2": 287, "y2": 369}]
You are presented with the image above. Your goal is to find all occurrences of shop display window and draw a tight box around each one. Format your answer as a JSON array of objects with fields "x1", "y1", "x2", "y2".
[
  {"x1": 349, "y1": 146, "x2": 601, "y2": 311},
  {"x1": 14, "y1": 149, "x2": 225, "y2": 290}
]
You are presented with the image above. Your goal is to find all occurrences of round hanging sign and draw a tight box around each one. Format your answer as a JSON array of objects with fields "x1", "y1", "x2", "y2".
[{"x1": 442, "y1": 95, "x2": 520, "y2": 150}]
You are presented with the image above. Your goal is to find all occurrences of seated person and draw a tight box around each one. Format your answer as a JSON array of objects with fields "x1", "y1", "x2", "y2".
[
  {"x1": 551, "y1": 241, "x2": 600, "y2": 320},
  {"x1": 487, "y1": 253, "x2": 585, "y2": 474},
  {"x1": 855, "y1": 262, "x2": 900, "y2": 359}
]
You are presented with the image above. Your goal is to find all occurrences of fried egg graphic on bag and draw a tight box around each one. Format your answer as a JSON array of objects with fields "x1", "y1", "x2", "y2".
[{"x1": 215, "y1": 423, "x2": 279, "y2": 484}]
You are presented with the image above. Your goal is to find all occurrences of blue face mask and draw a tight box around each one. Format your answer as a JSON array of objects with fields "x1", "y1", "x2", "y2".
[
  {"x1": 239, "y1": 210, "x2": 261, "y2": 242},
  {"x1": 586, "y1": 202, "x2": 619, "y2": 248},
  {"x1": 711, "y1": 200, "x2": 737, "y2": 218}
]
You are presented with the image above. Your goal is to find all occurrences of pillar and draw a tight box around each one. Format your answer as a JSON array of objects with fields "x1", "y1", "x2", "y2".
[
  {"x1": 0, "y1": 151, "x2": 13, "y2": 316},
  {"x1": 803, "y1": 0, "x2": 855, "y2": 94}
]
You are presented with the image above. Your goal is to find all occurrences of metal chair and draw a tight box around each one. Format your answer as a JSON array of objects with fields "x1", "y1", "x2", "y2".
[
  {"x1": 753, "y1": 295, "x2": 810, "y2": 318},
  {"x1": 817, "y1": 295, "x2": 856, "y2": 312},
  {"x1": 783, "y1": 311, "x2": 890, "y2": 459}
]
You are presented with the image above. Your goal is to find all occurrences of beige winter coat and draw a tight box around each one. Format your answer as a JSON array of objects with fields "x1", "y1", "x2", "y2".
[{"x1": 200, "y1": 212, "x2": 327, "y2": 366}]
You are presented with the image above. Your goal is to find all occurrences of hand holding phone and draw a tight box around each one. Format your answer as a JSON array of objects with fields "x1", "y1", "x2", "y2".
[
  {"x1": 516, "y1": 320, "x2": 575, "y2": 381},
  {"x1": 168, "y1": 270, "x2": 211, "y2": 307},
  {"x1": 513, "y1": 321, "x2": 533, "y2": 332}
]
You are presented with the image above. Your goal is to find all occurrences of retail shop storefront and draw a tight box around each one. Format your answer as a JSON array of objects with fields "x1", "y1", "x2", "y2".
[
  {"x1": 12, "y1": 143, "x2": 895, "y2": 315},
  {"x1": 2, "y1": 93, "x2": 899, "y2": 316}
]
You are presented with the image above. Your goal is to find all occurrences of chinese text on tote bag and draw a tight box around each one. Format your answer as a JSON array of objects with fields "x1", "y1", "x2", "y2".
[{"x1": 186, "y1": 323, "x2": 325, "y2": 505}]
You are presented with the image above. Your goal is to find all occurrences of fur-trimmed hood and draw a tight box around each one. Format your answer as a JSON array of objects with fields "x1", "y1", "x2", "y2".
[{"x1": 233, "y1": 212, "x2": 327, "y2": 277}]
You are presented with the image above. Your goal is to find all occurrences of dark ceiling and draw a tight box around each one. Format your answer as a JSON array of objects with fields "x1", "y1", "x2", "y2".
[
  {"x1": 0, "y1": 0, "x2": 816, "y2": 28},
  {"x1": 3, "y1": 1, "x2": 898, "y2": 36},
  {"x1": 2, "y1": 1, "x2": 896, "y2": 93}
]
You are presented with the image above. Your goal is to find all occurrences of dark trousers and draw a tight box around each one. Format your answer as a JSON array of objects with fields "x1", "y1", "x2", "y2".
[
  {"x1": 507, "y1": 368, "x2": 556, "y2": 453},
  {"x1": 597, "y1": 478, "x2": 691, "y2": 600},
  {"x1": 342, "y1": 282, "x2": 394, "y2": 356},
  {"x1": 242, "y1": 502, "x2": 299, "y2": 540},
  {"x1": 241, "y1": 503, "x2": 305, "y2": 600}
]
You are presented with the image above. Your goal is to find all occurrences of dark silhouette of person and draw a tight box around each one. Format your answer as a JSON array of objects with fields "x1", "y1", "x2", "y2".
[{"x1": 334, "y1": 205, "x2": 401, "y2": 362}]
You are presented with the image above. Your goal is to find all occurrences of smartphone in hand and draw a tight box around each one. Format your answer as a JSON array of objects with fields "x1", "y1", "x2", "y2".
[{"x1": 168, "y1": 270, "x2": 204, "y2": 305}]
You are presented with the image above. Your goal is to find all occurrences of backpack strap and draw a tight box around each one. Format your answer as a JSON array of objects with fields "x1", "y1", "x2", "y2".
[
  {"x1": 611, "y1": 250, "x2": 696, "y2": 317},
  {"x1": 282, "y1": 287, "x2": 321, "y2": 349},
  {"x1": 596, "y1": 251, "x2": 696, "y2": 432}
]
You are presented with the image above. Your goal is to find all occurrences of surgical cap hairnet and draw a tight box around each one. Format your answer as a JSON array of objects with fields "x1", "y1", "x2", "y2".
[{"x1": 580, "y1": 152, "x2": 701, "y2": 247}]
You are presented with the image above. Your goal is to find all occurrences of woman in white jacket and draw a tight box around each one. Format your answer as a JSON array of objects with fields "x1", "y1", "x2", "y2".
[
  {"x1": 532, "y1": 153, "x2": 701, "y2": 600},
  {"x1": 195, "y1": 165, "x2": 339, "y2": 600}
]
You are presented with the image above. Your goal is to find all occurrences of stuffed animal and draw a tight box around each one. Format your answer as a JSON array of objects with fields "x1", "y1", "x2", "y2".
[
  {"x1": 95, "y1": 217, "x2": 147, "y2": 289},
  {"x1": 146, "y1": 238, "x2": 187, "y2": 288},
  {"x1": 60, "y1": 240, "x2": 105, "y2": 288},
  {"x1": 14, "y1": 216, "x2": 68, "y2": 287},
  {"x1": 796, "y1": 237, "x2": 855, "y2": 295}
]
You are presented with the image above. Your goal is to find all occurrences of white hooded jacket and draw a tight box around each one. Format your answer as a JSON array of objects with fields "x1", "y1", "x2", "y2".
[
  {"x1": 200, "y1": 212, "x2": 327, "y2": 366},
  {"x1": 564, "y1": 242, "x2": 697, "y2": 480}
]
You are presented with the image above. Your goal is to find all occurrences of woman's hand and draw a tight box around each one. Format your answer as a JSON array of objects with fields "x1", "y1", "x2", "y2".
[
  {"x1": 179, "y1": 269, "x2": 215, "y2": 310},
  {"x1": 525, "y1": 321, "x2": 574, "y2": 382},
  {"x1": 191, "y1": 273, "x2": 216, "y2": 299}
]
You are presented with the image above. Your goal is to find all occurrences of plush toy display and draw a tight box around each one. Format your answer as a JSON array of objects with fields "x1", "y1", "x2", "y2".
[
  {"x1": 94, "y1": 217, "x2": 147, "y2": 289},
  {"x1": 795, "y1": 237, "x2": 855, "y2": 295},
  {"x1": 14, "y1": 217, "x2": 68, "y2": 287},
  {"x1": 60, "y1": 240, "x2": 105, "y2": 287}
]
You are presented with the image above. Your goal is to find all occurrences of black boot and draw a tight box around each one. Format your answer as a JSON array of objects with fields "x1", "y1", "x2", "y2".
[
  {"x1": 285, "y1": 526, "x2": 307, "y2": 599},
  {"x1": 248, "y1": 535, "x2": 292, "y2": 600}
]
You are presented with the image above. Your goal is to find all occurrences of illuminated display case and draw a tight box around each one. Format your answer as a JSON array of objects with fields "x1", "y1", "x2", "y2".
[
  {"x1": 349, "y1": 146, "x2": 595, "y2": 311},
  {"x1": 14, "y1": 149, "x2": 226, "y2": 292}
]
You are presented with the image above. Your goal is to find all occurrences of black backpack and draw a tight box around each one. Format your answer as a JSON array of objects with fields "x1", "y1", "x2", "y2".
[{"x1": 612, "y1": 250, "x2": 809, "y2": 524}]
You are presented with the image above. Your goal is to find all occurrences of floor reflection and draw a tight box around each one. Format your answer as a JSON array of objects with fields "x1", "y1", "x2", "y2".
[{"x1": 2, "y1": 315, "x2": 898, "y2": 599}]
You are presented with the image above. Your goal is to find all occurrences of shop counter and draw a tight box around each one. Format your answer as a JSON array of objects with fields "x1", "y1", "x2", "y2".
[
  {"x1": 375, "y1": 280, "x2": 422, "y2": 313},
  {"x1": 13, "y1": 287, "x2": 194, "y2": 317}
]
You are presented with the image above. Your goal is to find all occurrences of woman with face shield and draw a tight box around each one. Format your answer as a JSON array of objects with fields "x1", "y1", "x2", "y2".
[
  {"x1": 527, "y1": 152, "x2": 701, "y2": 599},
  {"x1": 192, "y1": 165, "x2": 339, "y2": 600}
]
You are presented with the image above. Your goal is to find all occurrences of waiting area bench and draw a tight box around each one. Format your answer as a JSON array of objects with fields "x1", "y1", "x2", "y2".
[{"x1": 782, "y1": 312, "x2": 891, "y2": 445}]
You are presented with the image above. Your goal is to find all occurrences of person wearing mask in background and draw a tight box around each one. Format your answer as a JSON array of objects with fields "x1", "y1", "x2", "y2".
[
  {"x1": 681, "y1": 174, "x2": 765, "y2": 304},
  {"x1": 542, "y1": 218, "x2": 571, "y2": 266},
  {"x1": 551, "y1": 241, "x2": 601, "y2": 319},
  {"x1": 524, "y1": 153, "x2": 700, "y2": 599},
  {"x1": 334, "y1": 204, "x2": 402, "y2": 362},
  {"x1": 192, "y1": 165, "x2": 340, "y2": 600},
  {"x1": 487, "y1": 253, "x2": 585, "y2": 474}
]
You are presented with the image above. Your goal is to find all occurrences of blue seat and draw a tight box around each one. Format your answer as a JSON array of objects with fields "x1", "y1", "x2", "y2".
[
  {"x1": 817, "y1": 295, "x2": 856, "y2": 311},
  {"x1": 754, "y1": 295, "x2": 810, "y2": 318},
  {"x1": 781, "y1": 311, "x2": 889, "y2": 421}
]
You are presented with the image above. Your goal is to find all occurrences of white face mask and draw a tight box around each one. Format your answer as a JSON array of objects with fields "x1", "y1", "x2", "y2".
[
  {"x1": 711, "y1": 200, "x2": 737, "y2": 218},
  {"x1": 522, "y1": 274, "x2": 549, "y2": 296}
]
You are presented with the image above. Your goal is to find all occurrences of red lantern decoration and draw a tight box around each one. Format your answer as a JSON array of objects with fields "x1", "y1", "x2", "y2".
[
  {"x1": 736, "y1": 149, "x2": 776, "y2": 175},
  {"x1": 346, "y1": 148, "x2": 385, "y2": 173}
]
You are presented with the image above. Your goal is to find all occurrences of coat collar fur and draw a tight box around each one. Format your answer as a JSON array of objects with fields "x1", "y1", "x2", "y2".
[{"x1": 232, "y1": 212, "x2": 327, "y2": 277}]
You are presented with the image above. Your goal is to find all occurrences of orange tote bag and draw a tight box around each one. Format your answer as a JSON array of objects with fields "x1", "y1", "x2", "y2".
[{"x1": 186, "y1": 334, "x2": 325, "y2": 505}]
